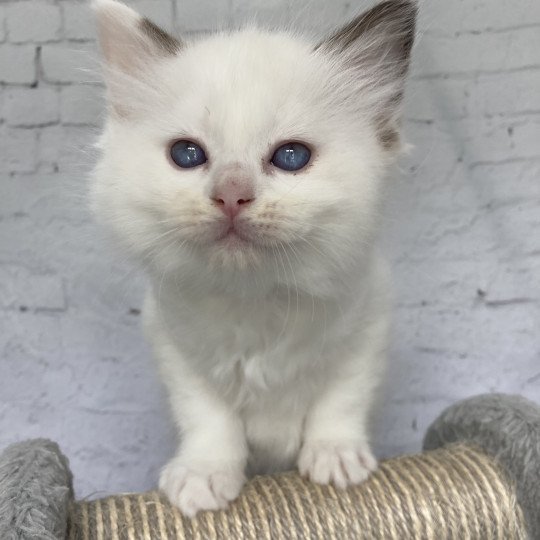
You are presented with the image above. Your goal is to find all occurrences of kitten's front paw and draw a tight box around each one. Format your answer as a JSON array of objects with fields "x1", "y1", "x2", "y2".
[
  {"x1": 298, "y1": 440, "x2": 377, "y2": 489},
  {"x1": 159, "y1": 459, "x2": 245, "y2": 517}
]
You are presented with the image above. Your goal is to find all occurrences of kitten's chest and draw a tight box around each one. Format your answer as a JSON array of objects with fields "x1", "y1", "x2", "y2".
[{"x1": 163, "y1": 289, "x2": 333, "y2": 400}]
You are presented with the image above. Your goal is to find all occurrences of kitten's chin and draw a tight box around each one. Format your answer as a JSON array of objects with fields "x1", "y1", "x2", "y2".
[
  {"x1": 207, "y1": 242, "x2": 264, "y2": 272},
  {"x1": 203, "y1": 230, "x2": 265, "y2": 272}
]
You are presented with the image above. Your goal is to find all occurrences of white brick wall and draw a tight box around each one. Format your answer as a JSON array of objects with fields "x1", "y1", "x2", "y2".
[
  {"x1": 0, "y1": 6, "x2": 6, "y2": 43},
  {"x1": 61, "y1": 2, "x2": 98, "y2": 41},
  {"x1": 1, "y1": 0, "x2": 539, "y2": 499},
  {"x1": 1, "y1": 127, "x2": 38, "y2": 172},
  {"x1": 6, "y1": 1, "x2": 63, "y2": 43},
  {"x1": 60, "y1": 84, "x2": 104, "y2": 126},
  {"x1": 0, "y1": 44, "x2": 36, "y2": 84},
  {"x1": 4, "y1": 86, "x2": 59, "y2": 126},
  {"x1": 176, "y1": 0, "x2": 231, "y2": 31},
  {"x1": 40, "y1": 42, "x2": 98, "y2": 84}
]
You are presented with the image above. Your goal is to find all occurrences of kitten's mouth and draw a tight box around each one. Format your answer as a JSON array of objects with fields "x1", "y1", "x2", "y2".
[{"x1": 216, "y1": 226, "x2": 251, "y2": 247}]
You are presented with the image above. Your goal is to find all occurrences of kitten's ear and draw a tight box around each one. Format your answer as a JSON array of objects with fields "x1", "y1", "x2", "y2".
[
  {"x1": 319, "y1": 0, "x2": 417, "y2": 149},
  {"x1": 93, "y1": 0, "x2": 181, "y2": 75}
]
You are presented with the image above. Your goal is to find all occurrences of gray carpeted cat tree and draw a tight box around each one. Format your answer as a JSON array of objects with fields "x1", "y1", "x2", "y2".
[{"x1": 1, "y1": 393, "x2": 539, "y2": 539}]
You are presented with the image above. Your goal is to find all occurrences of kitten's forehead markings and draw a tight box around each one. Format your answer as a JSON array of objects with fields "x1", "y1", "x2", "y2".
[{"x1": 139, "y1": 17, "x2": 181, "y2": 56}]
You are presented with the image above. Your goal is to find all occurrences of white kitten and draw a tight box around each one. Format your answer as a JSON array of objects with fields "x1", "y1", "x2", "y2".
[{"x1": 91, "y1": 0, "x2": 416, "y2": 516}]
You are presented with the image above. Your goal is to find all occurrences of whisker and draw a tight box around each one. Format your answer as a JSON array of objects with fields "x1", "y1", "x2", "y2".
[
  {"x1": 279, "y1": 241, "x2": 300, "y2": 328},
  {"x1": 272, "y1": 242, "x2": 291, "y2": 341},
  {"x1": 286, "y1": 240, "x2": 317, "y2": 324}
]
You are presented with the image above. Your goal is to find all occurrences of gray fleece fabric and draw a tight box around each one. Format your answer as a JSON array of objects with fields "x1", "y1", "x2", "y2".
[
  {"x1": 424, "y1": 393, "x2": 540, "y2": 538},
  {"x1": 0, "y1": 438, "x2": 73, "y2": 540}
]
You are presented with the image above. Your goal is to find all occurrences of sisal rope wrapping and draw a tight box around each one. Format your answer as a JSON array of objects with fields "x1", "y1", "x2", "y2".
[{"x1": 67, "y1": 445, "x2": 528, "y2": 539}]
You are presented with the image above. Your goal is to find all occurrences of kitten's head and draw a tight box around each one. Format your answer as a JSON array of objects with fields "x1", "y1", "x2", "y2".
[{"x1": 92, "y1": 0, "x2": 416, "y2": 295}]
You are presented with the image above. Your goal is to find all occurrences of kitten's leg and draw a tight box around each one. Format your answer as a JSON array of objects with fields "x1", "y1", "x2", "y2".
[
  {"x1": 153, "y1": 337, "x2": 248, "y2": 516},
  {"x1": 298, "y1": 319, "x2": 387, "y2": 488}
]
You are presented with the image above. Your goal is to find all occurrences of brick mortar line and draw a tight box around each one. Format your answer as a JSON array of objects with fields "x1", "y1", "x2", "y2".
[{"x1": 422, "y1": 22, "x2": 540, "y2": 38}]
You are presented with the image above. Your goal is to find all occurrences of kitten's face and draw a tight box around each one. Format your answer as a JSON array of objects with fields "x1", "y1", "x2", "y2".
[{"x1": 92, "y1": 0, "x2": 415, "y2": 292}]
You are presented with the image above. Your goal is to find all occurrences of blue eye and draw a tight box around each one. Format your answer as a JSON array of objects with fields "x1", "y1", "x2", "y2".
[
  {"x1": 170, "y1": 140, "x2": 207, "y2": 168},
  {"x1": 271, "y1": 142, "x2": 311, "y2": 171}
]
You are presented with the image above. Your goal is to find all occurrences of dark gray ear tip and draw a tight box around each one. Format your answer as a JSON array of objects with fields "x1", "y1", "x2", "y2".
[
  {"x1": 381, "y1": 0, "x2": 418, "y2": 33},
  {"x1": 376, "y1": 0, "x2": 418, "y2": 41},
  {"x1": 319, "y1": 0, "x2": 418, "y2": 55},
  {"x1": 388, "y1": 0, "x2": 417, "y2": 12},
  {"x1": 372, "y1": 0, "x2": 418, "y2": 21},
  {"x1": 364, "y1": 0, "x2": 418, "y2": 55},
  {"x1": 139, "y1": 17, "x2": 182, "y2": 55}
]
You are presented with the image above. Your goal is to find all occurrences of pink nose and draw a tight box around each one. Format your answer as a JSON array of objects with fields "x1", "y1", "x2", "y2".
[{"x1": 211, "y1": 180, "x2": 255, "y2": 219}]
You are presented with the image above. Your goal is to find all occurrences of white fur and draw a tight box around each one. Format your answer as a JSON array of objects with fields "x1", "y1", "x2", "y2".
[{"x1": 91, "y1": 0, "x2": 413, "y2": 516}]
